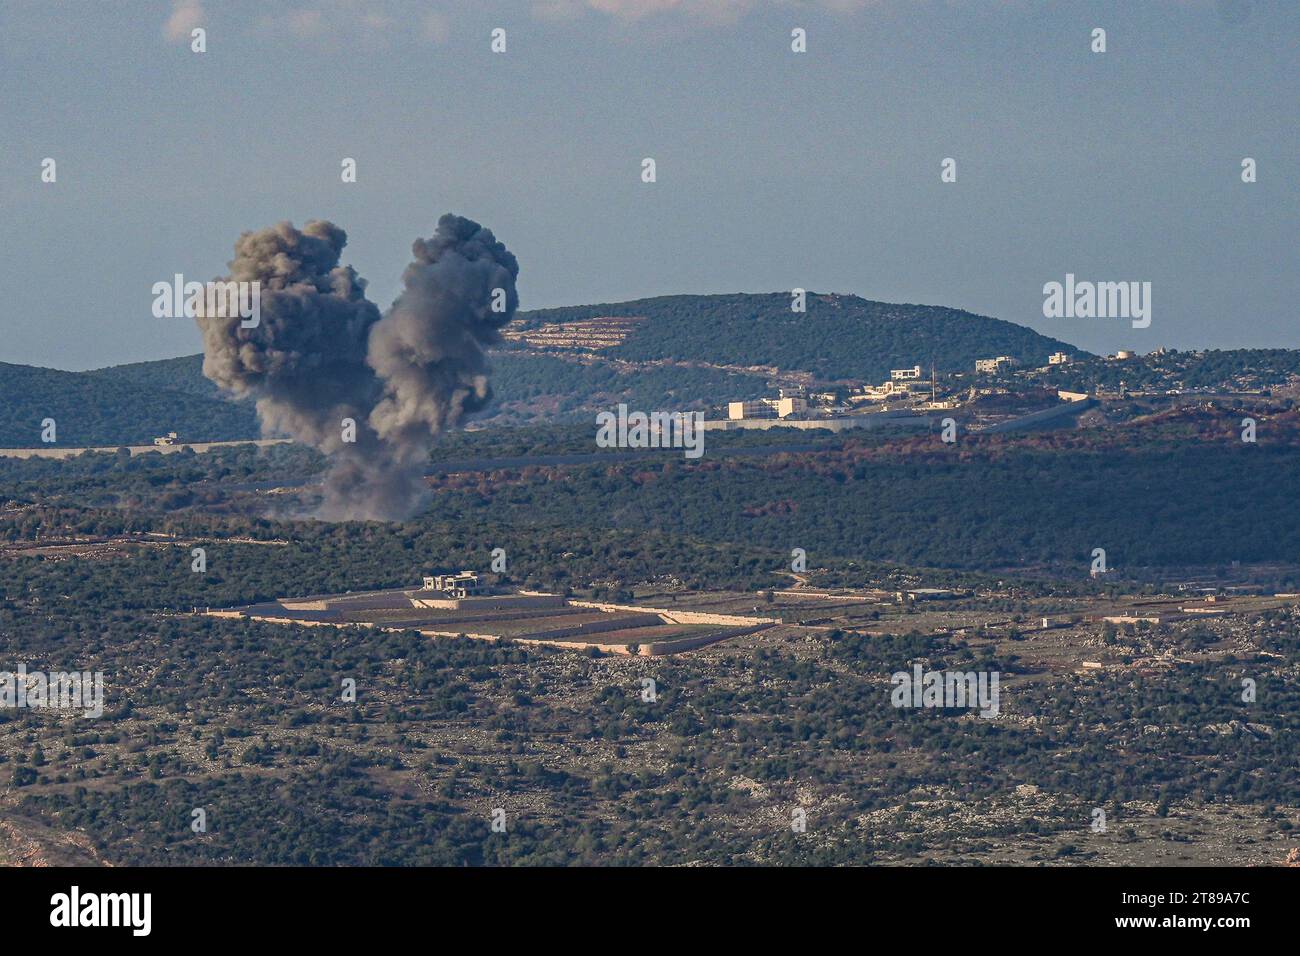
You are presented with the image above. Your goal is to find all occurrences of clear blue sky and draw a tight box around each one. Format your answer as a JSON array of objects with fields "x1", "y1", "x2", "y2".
[{"x1": 1, "y1": 0, "x2": 1295, "y2": 370}]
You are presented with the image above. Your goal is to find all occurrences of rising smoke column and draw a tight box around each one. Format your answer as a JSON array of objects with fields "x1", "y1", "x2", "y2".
[
  {"x1": 367, "y1": 214, "x2": 520, "y2": 451},
  {"x1": 196, "y1": 215, "x2": 518, "y2": 521}
]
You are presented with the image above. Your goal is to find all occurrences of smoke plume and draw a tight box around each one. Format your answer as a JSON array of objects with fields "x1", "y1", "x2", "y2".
[{"x1": 196, "y1": 214, "x2": 519, "y2": 520}]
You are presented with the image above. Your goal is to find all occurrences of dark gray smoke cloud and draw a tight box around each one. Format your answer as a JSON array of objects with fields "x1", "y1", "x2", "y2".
[{"x1": 196, "y1": 214, "x2": 518, "y2": 521}]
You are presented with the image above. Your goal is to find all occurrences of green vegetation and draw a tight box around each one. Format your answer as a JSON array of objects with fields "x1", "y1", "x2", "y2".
[
  {"x1": 0, "y1": 360, "x2": 257, "y2": 448},
  {"x1": 522, "y1": 293, "x2": 1082, "y2": 380},
  {"x1": 1043, "y1": 348, "x2": 1300, "y2": 394},
  {"x1": 2, "y1": 292, "x2": 1088, "y2": 445},
  {"x1": 3, "y1": 591, "x2": 1295, "y2": 864},
  {"x1": 488, "y1": 351, "x2": 770, "y2": 422},
  {"x1": 3, "y1": 348, "x2": 1299, "y2": 866}
]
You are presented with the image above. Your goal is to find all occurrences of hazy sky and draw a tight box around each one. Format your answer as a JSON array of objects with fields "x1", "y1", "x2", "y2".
[{"x1": 1, "y1": 0, "x2": 1295, "y2": 370}]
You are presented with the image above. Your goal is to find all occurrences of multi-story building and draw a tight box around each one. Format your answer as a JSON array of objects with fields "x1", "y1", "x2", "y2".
[
  {"x1": 728, "y1": 400, "x2": 776, "y2": 420},
  {"x1": 769, "y1": 396, "x2": 807, "y2": 418},
  {"x1": 975, "y1": 356, "x2": 1018, "y2": 374},
  {"x1": 891, "y1": 366, "x2": 922, "y2": 380},
  {"x1": 728, "y1": 396, "x2": 808, "y2": 420},
  {"x1": 422, "y1": 571, "x2": 483, "y2": 598}
]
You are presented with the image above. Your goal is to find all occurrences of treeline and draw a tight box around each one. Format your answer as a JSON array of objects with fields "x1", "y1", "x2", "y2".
[
  {"x1": 1043, "y1": 348, "x2": 1300, "y2": 393},
  {"x1": 0, "y1": 360, "x2": 258, "y2": 448},
  {"x1": 8, "y1": 429, "x2": 1298, "y2": 579},
  {"x1": 524, "y1": 292, "x2": 1079, "y2": 380},
  {"x1": 416, "y1": 439, "x2": 1300, "y2": 575}
]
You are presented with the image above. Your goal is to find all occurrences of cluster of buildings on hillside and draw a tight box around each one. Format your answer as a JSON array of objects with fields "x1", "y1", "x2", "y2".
[
  {"x1": 715, "y1": 343, "x2": 1284, "y2": 429},
  {"x1": 717, "y1": 351, "x2": 1095, "y2": 426},
  {"x1": 725, "y1": 362, "x2": 960, "y2": 425},
  {"x1": 726, "y1": 387, "x2": 810, "y2": 421}
]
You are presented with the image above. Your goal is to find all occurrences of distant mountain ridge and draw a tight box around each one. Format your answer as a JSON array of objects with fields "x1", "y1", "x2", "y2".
[
  {"x1": 516, "y1": 292, "x2": 1085, "y2": 381},
  {"x1": 1, "y1": 293, "x2": 1084, "y2": 446},
  {"x1": 0, "y1": 358, "x2": 256, "y2": 448}
]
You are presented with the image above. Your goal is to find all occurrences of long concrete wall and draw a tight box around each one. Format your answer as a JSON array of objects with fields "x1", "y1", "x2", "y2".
[
  {"x1": 408, "y1": 594, "x2": 567, "y2": 611},
  {"x1": 702, "y1": 413, "x2": 931, "y2": 433},
  {"x1": 281, "y1": 592, "x2": 411, "y2": 612},
  {"x1": 637, "y1": 622, "x2": 774, "y2": 656},
  {"x1": 418, "y1": 620, "x2": 774, "y2": 657},
  {"x1": 0, "y1": 438, "x2": 291, "y2": 459},
  {"x1": 977, "y1": 398, "x2": 1095, "y2": 434},
  {"x1": 517, "y1": 612, "x2": 663, "y2": 642},
  {"x1": 204, "y1": 604, "x2": 771, "y2": 657},
  {"x1": 568, "y1": 600, "x2": 780, "y2": 626}
]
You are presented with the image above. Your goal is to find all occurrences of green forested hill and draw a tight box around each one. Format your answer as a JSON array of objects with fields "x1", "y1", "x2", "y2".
[
  {"x1": 0, "y1": 350, "x2": 765, "y2": 445},
  {"x1": 520, "y1": 292, "x2": 1083, "y2": 379},
  {"x1": 486, "y1": 351, "x2": 770, "y2": 422},
  {"x1": 83, "y1": 354, "x2": 219, "y2": 397},
  {"x1": 0, "y1": 360, "x2": 256, "y2": 447},
  {"x1": 3, "y1": 292, "x2": 1083, "y2": 445}
]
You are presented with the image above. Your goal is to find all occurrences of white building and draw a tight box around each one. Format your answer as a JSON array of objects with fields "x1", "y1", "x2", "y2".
[
  {"x1": 1048, "y1": 352, "x2": 1071, "y2": 365},
  {"x1": 769, "y1": 397, "x2": 807, "y2": 418},
  {"x1": 728, "y1": 396, "x2": 807, "y2": 420},
  {"x1": 858, "y1": 380, "x2": 911, "y2": 401},
  {"x1": 422, "y1": 571, "x2": 483, "y2": 597},
  {"x1": 975, "y1": 356, "x2": 1018, "y2": 374},
  {"x1": 728, "y1": 400, "x2": 775, "y2": 420},
  {"x1": 891, "y1": 366, "x2": 922, "y2": 381}
]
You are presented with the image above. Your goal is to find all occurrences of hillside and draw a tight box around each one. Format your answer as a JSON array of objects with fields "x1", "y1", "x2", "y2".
[
  {"x1": 1, "y1": 292, "x2": 1082, "y2": 445},
  {"x1": 83, "y1": 354, "x2": 221, "y2": 398},
  {"x1": 0, "y1": 360, "x2": 257, "y2": 448},
  {"x1": 517, "y1": 292, "x2": 1083, "y2": 380}
]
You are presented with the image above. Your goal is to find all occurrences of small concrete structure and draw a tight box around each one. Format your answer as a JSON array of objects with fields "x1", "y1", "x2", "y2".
[{"x1": 421, "y1": 571, "x2": 482, "y2": 598}]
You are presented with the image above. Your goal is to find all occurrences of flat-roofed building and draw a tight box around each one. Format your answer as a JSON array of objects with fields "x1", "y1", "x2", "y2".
[
  {"x1": 728, "y1": 400, "x2": 775, "y2": 420},
  {"x1": 975, "y1": 356, "x2": 1018, "y2": 374},
  {"x1": 728, "y1": 397, "x2": 807, "y2": 420},
  {"x1": 770, "y1": 396, "x2": 807, "y2": 418},
  {"x1": 422, "y1": 571, "x2": 483, "y2": 598}
]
